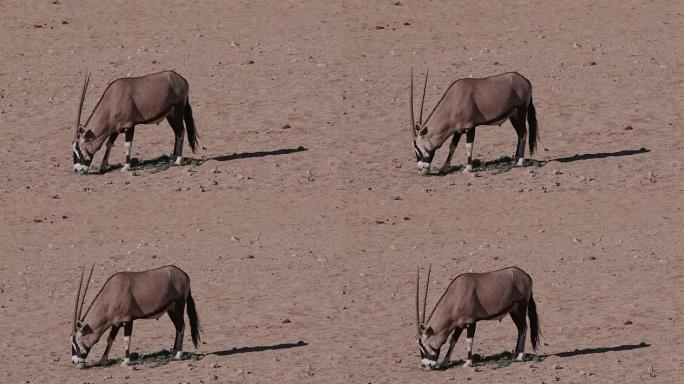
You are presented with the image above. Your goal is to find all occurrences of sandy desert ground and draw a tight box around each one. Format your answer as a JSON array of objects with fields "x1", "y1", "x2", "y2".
[{"x1": 1, "y1": 1, "x2": 683, "y2": 383}]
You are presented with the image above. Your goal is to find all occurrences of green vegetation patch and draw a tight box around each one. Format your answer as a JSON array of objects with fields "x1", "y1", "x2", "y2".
[{"x1": 95, "y1": 349, "x2": 203, "y2": 368}]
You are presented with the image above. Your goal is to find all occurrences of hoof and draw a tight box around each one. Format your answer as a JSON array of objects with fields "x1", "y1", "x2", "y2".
[
  {"x1": 122, "y1": 164, "x2": 131, "y2": 171},
  {"x1": 516, "y1": 158, "x2": 525, "y2": 167},
  {"x1": 464, "y1": 359, "x2": 473, "y2": 367},
  {"x1": 463, "y1": 165, "x2": 472, "y2": 173},
  {"x1": 174, "y1": 351, "x2": 183, "y2": 360},
  {"x1": 173, "y1": 157, "x2": 182, "y2": 166},
  {"x1": 76, "y1": 362, "x2": 86, "y2": 369},
  {"x1": 516, "y1": 353, "x2": 525, "y2": 361},
  {"x1": 121, "y1": 358, "x2": 130, "y2": 366}
]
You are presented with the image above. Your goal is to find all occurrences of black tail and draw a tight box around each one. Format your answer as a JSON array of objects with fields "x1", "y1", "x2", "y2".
[
  {"x1": 183, "y1": 100, "x2": 199, "y2": 153},
  {"x1": 186, "y1": 288, "x2": 202, "y2": 348},
  {"x1": 527, "y1": 98, "x2": 538, "y2": 155},
  {"x1": 527, "y1": 292, "x2": 540, "y2": 351}
]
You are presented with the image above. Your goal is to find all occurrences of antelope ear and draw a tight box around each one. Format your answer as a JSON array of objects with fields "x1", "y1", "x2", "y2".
[
  {"x1": 419, "y1": 126, "x2": 428, "y2": 136},
  {"x1": 425, "y1": 327, "x2": 434, "y2": 337},
  {"x1": 81, "y1": 324, "x2": 93, "y2": 335},
  {"x1": 84, "y1": 129, "x2": 95, "y2": 140}
]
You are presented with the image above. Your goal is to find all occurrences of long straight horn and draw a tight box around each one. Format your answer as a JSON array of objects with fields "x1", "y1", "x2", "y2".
[
  {"x1": 74, "y1": 71, "x2": 90, "y2": 139},
  {"x1": 418, "y1": 70, "x2": 428, "y2": 126},
  {"x1": 421, "y1": 263, "x2": 431, "y2": 324},
  {"x1": 415, "y1": 267, "x2": 421, "y2": 336},
  {"x1": 77, "y1": 264, "x2": 94, "y2": 321},
  {"x1": 72, "y1": 266, "x2": 85, "y2": 332},
  {"x1": 410, "y1": 68, "x2": 416, "y2": 138}
]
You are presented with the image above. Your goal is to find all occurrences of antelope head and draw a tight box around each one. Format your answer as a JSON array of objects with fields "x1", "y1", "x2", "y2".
[
  {"x1": 409, "y1": 69, "x2": 434, "y2": 175},
  {"x1": 70, "y1": 264, "x2": 94, "y2": 367},
  {"x1": 415, "y1": 265, "x2": 439, "y2": 368},
  {"x1": 72, "y1": 71, "x2": 92, "y2": 173}
]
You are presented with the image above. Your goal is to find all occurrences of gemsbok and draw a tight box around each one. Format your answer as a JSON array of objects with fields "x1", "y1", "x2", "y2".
[
  {"x1": 409, "y1": 70, "x2": 538, "y2": 175},
  {"x1": 70, "y1": 265, "x2": 202, "y2": 368},
  {"x1": 415, "y1": 266, "x2": 540, "y2": 369},
  {"x1": 72, "y1": 70, "x2": 199, "y2": 173}
]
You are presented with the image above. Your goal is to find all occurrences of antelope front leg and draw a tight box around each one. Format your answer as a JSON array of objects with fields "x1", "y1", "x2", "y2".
[
  {"x1": 100, "y1": 325, "x2": 119, "y2": 364},
  {"x1": 441, "y1": 327, "x2": 463, "y2": 369},
  {"x1": 464, "y1": 323, "x2": 476, "y2": 367},
  {"x1": 121, "y1": 321, "x2": 133, "y2": 366},
  {"x1": 99, "y1": 133, "x2": 119, "y2": 173},
  {"x1": 464, "y1": 128, "x2": 476, "y2": 172},
  {"x1": 440, "y1": 133, "x2": 462, "y2": 174},
  {"x1": 123, "y1": 127, "x2": 136, "y2": 171}
]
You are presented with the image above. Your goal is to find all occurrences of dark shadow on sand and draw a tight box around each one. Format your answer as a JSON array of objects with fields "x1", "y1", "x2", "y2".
[
  {"x1": 438, "y1": 156, "x2": 546, "y2": 176},
  {"x1": 210, "y1": 340, "x2": 308, "y2": 357},
  {"x1": 95, "y1": 146, "x2": 307, "y2": 174},
  {"x1": 209, "y1": 146, "x2": 307, "y2": 162},
  {"x1": 554, "y1": 342, "x2": 649, "y2": 358},
  {"x1": 552, "y1": 147, "x2": 649, "y2": 163}
]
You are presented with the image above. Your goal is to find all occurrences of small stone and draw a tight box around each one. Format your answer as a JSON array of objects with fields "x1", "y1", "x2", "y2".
[
  {"x1": 282, "y1": 318, "x2": 291, "y2": 324},
  {"x1": 572, "y1": 238, "x2": 581, "y2": 244},
  {"x1": 624, "y1": 125, "x2": 634, "y2": 130},
  {"x1": 242, "y1": 59, "x2": 255, "y2": 65},
  {"x1": 624, "y1": 320, "x2": 633, "y2": 325},
  {"x1": 281, "y1": 124, "x2": 291, "y2": 129},
  {"x1": 572, "y1": 42, "x2": 582, "y2": 48}
]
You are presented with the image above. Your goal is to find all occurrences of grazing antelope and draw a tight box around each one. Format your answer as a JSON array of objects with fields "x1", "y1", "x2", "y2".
[
  {"x1": 70, "y1": 265, "x2": 202, "y2": 367},
  {"x1": 409, "y1": 70, "x2": 538, "y2": 175},
  {"x1": 415, "y1": 266, "x2": 540, "y2": 369},
  {"x1": 72, "y1": 70, "x2": 199, "y2": 173}
]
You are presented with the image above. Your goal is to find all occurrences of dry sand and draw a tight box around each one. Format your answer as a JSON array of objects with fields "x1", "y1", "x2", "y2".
[{"x1": 1, "y1": 1, "x2": 683, "y2": 383}]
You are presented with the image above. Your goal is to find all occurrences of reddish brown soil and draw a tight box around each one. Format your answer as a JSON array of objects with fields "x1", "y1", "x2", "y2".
[{"x1": 1, "y1": 1, "x2": 683, "y2": 383}]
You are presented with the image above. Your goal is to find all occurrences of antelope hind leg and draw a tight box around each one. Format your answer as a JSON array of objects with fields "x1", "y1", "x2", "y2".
[
  {"x1": 121, "y1": 321, "x2": 133, "y2": 366},
  {"x1": 464, "y1": 323, "x2": 476, "y2": 367},
  {"x1": 122, "y1": 127, "x2": 136, "y2": 171},
  {"x1": 463, "y1": 128, "x2": 476, "y2": 172}
]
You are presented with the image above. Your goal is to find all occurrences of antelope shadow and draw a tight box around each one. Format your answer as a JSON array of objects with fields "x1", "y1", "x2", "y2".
[
  {"x1": 93, "y1": 340, "x2": 308, "y2": 368},
  {"x1": 437, "y1": 351, "x2": 546, "y2": 370},
  {"x1": 552, "y1": 147, "x2": 649, "y2": 163},
  {"x1": 96, "y1": 146, "x2": 308, "y2": 174},
  {"x1": 439, "y1": 156, "x2": 546, "y2": 176},
  {"x1": 210, "y1": 340, "x2": 308, "y2": 357},
  {"x1": 208, "y1": 145, "x2": 307, "y2": 162},
  {"x1": 554, "y1": 341, "x2": 649, "y2": 358}
]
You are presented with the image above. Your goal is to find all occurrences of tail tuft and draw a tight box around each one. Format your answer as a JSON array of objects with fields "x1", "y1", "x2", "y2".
[
  {"x1": 184, "y1": 101, "x2": 199, "y2": 153},
  {"x1": 527, "y1": 98, "x2": 538, "y2": 155},
  {"x1": 186, "y1": 288, "x2": 202, "y2": 348},
  {"x1": 528, "y1": 292, "x2": 540, "y2": 351}
]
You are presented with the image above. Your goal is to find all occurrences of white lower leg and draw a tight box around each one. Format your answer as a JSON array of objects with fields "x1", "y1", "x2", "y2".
[
  {"x1": 464, "y1": 143, "x2": 473, "y2": 172},
  {"x1": 516, "y1": 329, "x2": 526, "y2": 361},
  {"x1": 122, "y1": 335, "x2": 131, "y2": 365},
  {"x1": 516, "y1": 157, "x2": 524, "y2": 167},
  {"x1": 174, "y1": 329, "x2": 184, "y2": 359},
  {"x1": 464, "y1": 337, "x2": 474, "y2": 366},
  {"x1": 124, "y1": 141, "x2": 132, "y2": 170}
]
